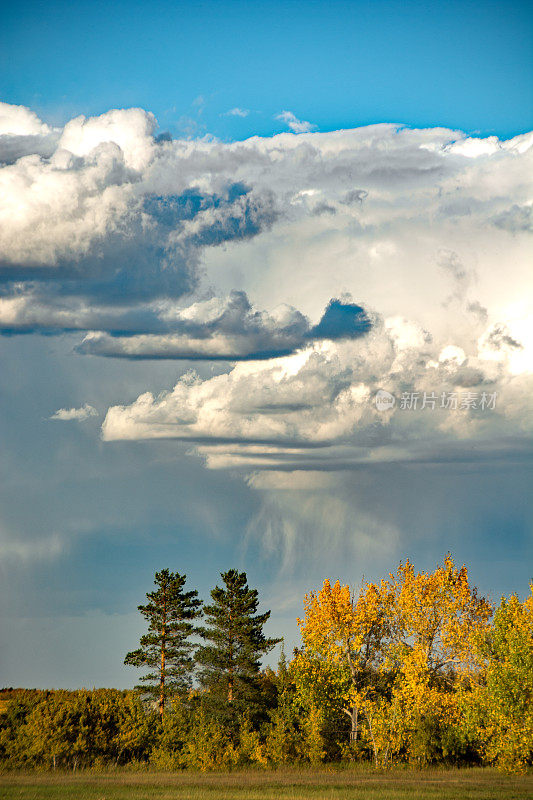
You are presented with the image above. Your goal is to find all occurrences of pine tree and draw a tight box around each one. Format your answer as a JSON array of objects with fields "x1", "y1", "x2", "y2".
[
  {"x1": 196, "y1": 569, "x2": 281, "y2": 717},
  {"x1": 124, "y1": 569, "x2": 202, "y2": 718}
]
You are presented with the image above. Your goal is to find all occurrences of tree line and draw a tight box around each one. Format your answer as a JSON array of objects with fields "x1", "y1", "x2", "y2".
[{"x1": 0, "y1": 557, "x2": 532, "y2": 772}]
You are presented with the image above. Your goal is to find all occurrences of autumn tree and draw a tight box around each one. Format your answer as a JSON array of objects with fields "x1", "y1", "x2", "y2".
[
  {"x1": 196, "y1": 569, "x2": 281, "y2": 720},
  {"x1": 125, "y1": 569, "x2": 201, "y2": 719},
  {"x1": 460, "y1": 586, "x2": 533, "y2": 771},
  {"x1": 296, "y1": 577, "x2": 394, "y2": 746},
  {"x1": 382, "y1": 556, "x2": 492, "y2": 764}
]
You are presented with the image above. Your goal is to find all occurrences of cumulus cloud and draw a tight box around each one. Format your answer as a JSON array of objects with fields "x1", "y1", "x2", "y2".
[
  {"x1": 0, "y1": 101, "x2": 52, "y2": 136},
  {"x1": 50, "y1": 404, "x2": 98, "y2": 421},
  {"x1": 1, "y1": 101, "x2": 532, "y2": 477},
  {"x1": 0, "y1": 101, "x2": 59, "y2": 164},
  {"x1": 101, "y1": 315, "x2": 532, "y2": 473},
  {"x1": 0, "y1": 105, "x2": 278, "y2": 315},
  {"x1": 0, "y1": 102, "x2": 531, "y2": 369}
]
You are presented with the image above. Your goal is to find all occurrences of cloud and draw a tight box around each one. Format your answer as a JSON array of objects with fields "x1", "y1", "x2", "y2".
[
  {"x1": 0, "y1": 103, "x2": 531, "y2": 370},
  {"x1": 73, "y1": 294, "x2": 370, "y2": 359},
  {"x1": 1, "y1": 103, "x2": 532, "y2": 465},
  {"x1": 224, "y1": 107, "x2": 249, "y2": 118},
  {"x1": 0, "y1": 289, "x2": 371, "y2": 360},
  {"x1": 492, "y1": 203, "x2": 533, "y2": 233},
  {"x1": 342, "y1": 188, "x2": 368, "y2": 205},
  {"x1": 50, "y1": 403, "x2": 98, "y2": 421},
  {"x1": 276, "y1": 110, "x2": 317, "y2": 133},
  {"x1": 0, "y1": 101, "x2": 52, "y2": 136},
  {"x1": 101, "y1": 314, "x2": 532, "y2": 474},
  {"x1": 0, "y1": 106, "x2": 278, "y2": 312},
  {"x1": 0, "y1": 101, "x2": 59, "y2": 165},
  {"x1": 0, "y1": 528, "x2": 64, "y2": 562}
]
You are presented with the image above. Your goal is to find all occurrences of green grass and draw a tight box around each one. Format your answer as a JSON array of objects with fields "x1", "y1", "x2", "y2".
[{"x1": 1, "y1": 767, "x2": 532, "y2": 800}]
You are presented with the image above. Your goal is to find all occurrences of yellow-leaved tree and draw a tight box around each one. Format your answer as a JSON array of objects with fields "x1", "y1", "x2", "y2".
[
  {"x1": 460, "y1": 586, "x2": 533, "y2": 771},
  {"x1": 294, "y1": 557, "x2": 492, "y2": 767},
  {"x1": 384, "y1": 556, "x2": 493, "y2": 764},
  {"x1": 294, "y1": 577, "x2": 394, "y2": 749}
]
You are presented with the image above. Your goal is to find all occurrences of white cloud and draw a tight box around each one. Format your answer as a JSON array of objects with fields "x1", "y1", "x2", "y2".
[
  {"x1": 0, "y1": 290, "x2": 369, "y2": 359},
  {"x1": 1, "y1": 104, "x2": 531, "y2": 361},
  {"x1": 0, "y1": 105, "x2": 276, "y2": 303},
  {"x1": 276, "y1": 110, "x2": 317, "y2": 133},
  {"x1": 57, "y1": 107, "x2": 156, "y2": 170},
  {"x1": 0, "y1": 101, "x2": 51, "y2": 136},
  {"x1": 74, "y1": 295, "x2": 369, "y2": 359},
  {"x1": 224, "y1": 107, "x2": 249, "y2": 118},
  {"x1": 0, "y1": 101, "x2": 531, "y2": 481},
  {"x1": 50, "y1": 404, "x2": 98, "y2": 421},
  {"x1": 102, "y1": 316, "x2": 532, "y2": 472}
]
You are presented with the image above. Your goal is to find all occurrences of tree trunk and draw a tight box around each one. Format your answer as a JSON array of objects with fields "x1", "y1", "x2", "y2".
[
  {"x1": 228, "y1": 608, "x2": 234, "y2": 704},
  {"x1": 349, "y1": 706, "x2": 359, "y2": 743},
  {"x1": 365, "y1": 711, "x2": 379, "y2": 767},
  {"x1": 159, "y1": 646, "x2": 165, "y2": 718},
  {"x1": 160, "y1": 587, "x2": 167, "y2": 719}
]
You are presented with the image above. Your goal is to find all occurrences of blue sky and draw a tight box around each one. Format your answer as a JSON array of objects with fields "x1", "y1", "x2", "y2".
[
  {"x1": 0, "y1": 0, "x2": 532, "y2": 689},
  {"x1": 2, "y1": 0, "x2": 532, "y2": 139}
]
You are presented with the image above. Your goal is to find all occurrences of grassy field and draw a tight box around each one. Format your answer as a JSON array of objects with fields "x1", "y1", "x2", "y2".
[{"x1": 0, "y1": 767, "x2": 532, "y2": 800}]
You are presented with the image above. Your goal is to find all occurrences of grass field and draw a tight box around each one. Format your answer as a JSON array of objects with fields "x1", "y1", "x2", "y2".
[{"x1": 1, "y1": 767, "x2": 532, "y2": 800}]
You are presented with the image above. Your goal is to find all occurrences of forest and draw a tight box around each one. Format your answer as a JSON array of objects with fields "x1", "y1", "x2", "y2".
[{"x1": 1, "y1": 557, "x2": 532, "y2": 773}]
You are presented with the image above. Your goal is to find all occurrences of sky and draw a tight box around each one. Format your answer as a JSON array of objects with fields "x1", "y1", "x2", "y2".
[
  {"x1": 0, "y1": 0, "x2": 532, "y2": 689},
  {"x1": 2, "y1": 0, "x2": 533, "y2": 138}
]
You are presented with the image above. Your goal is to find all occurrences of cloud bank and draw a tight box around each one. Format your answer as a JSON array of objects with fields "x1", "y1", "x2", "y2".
[
  {"x1": 102, "y1": 317, "x2": 532, "y2": 470},
  {"x1": 0, "y1": 100, "x2": 531, "y2": 481}
]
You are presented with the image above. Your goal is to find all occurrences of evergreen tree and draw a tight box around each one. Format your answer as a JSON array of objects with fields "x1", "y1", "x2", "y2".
[
  {"x1": 196, "y1": 569, "x2": 281, "y2": 718},
  {"x1": 125, "y1": 569, "x2": 201, "y2": 718}
]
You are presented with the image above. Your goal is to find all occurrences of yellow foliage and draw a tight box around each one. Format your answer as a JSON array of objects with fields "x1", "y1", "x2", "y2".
[
  {"x1": 296, "y1": 556, "x2": 493, "y2": 767},
  {"x1": 460, "y1": 585, "x2": 533, "y2": 772}
]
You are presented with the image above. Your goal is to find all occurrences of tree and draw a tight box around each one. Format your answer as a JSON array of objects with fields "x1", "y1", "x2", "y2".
[
  {"x1": 196, "y1": 569, "x2": 281, "y2": 718},
  {"x1": 124, "y1": 569, "x2": 201, "y2": 718},
  {"x1": 383, "y1": 555, "x2": 492, "y2": 764},
  {"x1": 461, "y1": 586, "x2": 533, "y2": 771},
  {"x1": 296, "y1": 577, "x2": 394, "y2": 745},
  {"x1": 264, "y1": 651, "x2": 301, "y2": 764},
  {"x1": 295, "y1": 558, "x2": 492, "y2": 765},
  {"x1": 389, "y1": 556, "x2": 492, "y2": 681}
]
